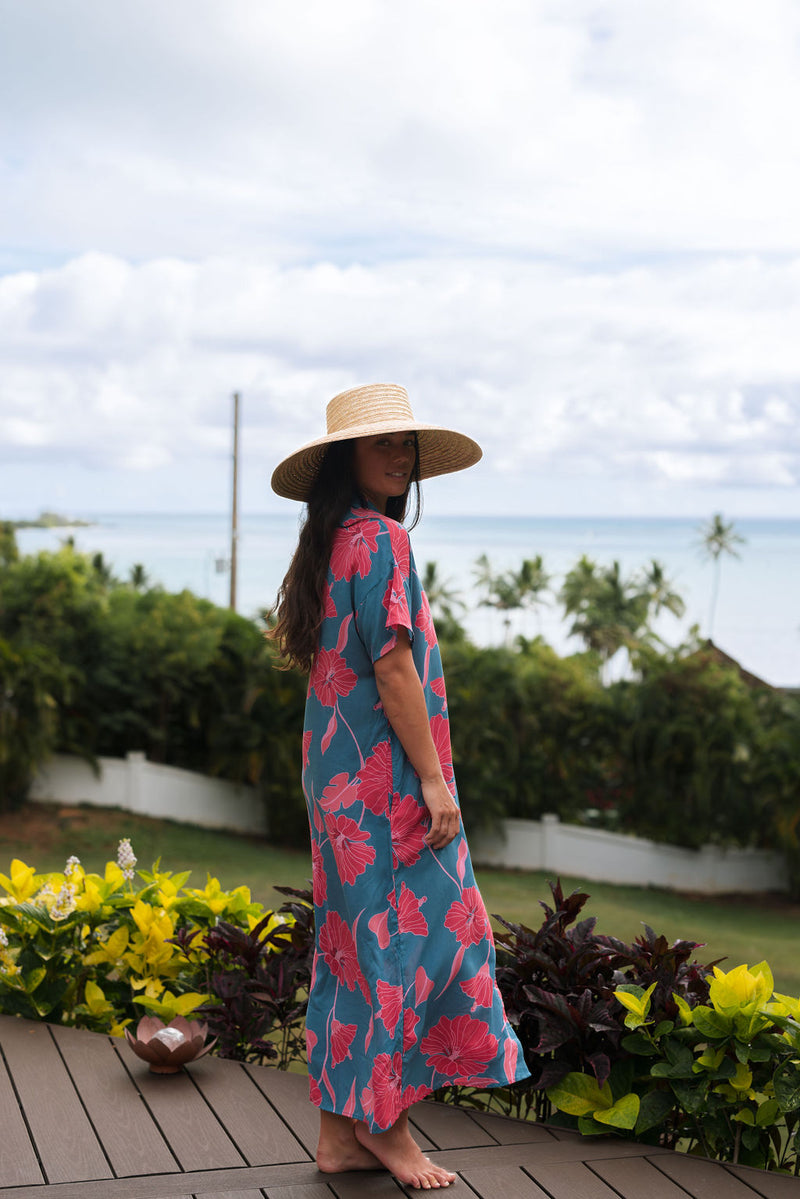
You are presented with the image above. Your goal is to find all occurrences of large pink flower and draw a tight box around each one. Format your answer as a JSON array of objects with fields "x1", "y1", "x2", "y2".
[
  {"x1": 311, "y1": 648, "x2": 357, "y2": 708},
  {"x1": 386, "y1": 521, "x2": 410, "y2": 577},
  {"x1": 311, "y1": 840, "x2": 328, "y2": 904},
  {"x1": 459, "y1": 963, "x2": 494, "y2": 1010},
  {"x1": 391, "y1": 792, "x2": 427, "y2": 868},
  {"x1": 382, "y1": 569, "x2": 411, "y2": 630},
  {"x1": 318, "y1": 910, "x2": 362, "y2": 992},
  {"x1": 325, "y1": 813, "x2": 375, "y2": 885},
  {"x1": 356, "y1": 743, "x2": 391, "y2": 815},
  {"x1": 376, "y1": 979, "x2": 403, "y2": 1037},
  {"x1": 444, "y1": 887, "x2": 489, "y2": 947},
  {"x1": 330, "y1": 521, "x2": 380, "y2": 580},
  {"x1": 397, "y1": 883, "x2": 428, "y2": 936},
  {"x1": 415, "y1": 593, "x2": 436, "y2": 647},
  {"x1": 420, "y1": 1014, "x2": 499, "y2": 1079},
  {"x1": 331, "y1": 1020, "x2": 358, "y2": 1066},
  {"x1": 403, "y1": 1008, "x2": 420, "y2": 1051},
  {"x1": 370, "y1": 1051, "x2": 403, "y2": 1129},
  {"x1": 430, "y1": 713, "x2": 454, "y2": 785}
]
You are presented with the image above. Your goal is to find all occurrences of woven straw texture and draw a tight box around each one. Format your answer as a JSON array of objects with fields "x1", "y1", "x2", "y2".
[{"x1": 271, "y1": 383, "x2": 482, "y2": 500}]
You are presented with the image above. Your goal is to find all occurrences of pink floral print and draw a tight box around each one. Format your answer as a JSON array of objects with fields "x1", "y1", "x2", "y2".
[{"x1": 302, "y1": 502, "x2": 529, "y2": 1131}]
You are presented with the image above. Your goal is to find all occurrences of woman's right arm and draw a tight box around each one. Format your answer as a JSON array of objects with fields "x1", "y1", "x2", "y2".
[{"x1": 373, "y1": 629, "x2": 461, "y2": 850}]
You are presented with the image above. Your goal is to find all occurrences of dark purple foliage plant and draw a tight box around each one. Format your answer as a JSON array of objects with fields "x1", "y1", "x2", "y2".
[{"x1": 175, "y1": 885, "x2": 314, "y2": 1067}]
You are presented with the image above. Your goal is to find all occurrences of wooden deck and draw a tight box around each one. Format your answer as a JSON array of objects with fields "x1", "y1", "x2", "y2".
[{"x1": 0, "y1": 1016, "x2": 796, "y2": 1199}]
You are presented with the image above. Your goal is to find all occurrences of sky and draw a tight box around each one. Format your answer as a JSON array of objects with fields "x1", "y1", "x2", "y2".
[{"x1": 2, "y1": 0, "x2": 800, "y2": 518}]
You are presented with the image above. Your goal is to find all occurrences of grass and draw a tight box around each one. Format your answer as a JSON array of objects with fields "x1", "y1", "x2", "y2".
[{"x1": 4, "y1": 802, "x2": 799, "y2": 994}]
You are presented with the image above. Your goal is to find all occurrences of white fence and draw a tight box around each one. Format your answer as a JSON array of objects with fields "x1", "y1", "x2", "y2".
[
  {"x1": 30, "y1": 752, "x2": 267, "y2": 837},
  {"x1": 30, "y1": 755, "x2": 788, "y2": 893},
  {"x1": 470, "y1": 813, "x2": 789, "y2": 895}
]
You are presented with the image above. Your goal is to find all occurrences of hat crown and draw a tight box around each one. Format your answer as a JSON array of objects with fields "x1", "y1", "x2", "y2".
[{"x1": 326, "y1": 383, "x2": 414, "y2": 436}]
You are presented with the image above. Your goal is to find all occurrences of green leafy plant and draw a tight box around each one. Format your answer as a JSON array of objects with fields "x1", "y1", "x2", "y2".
[{"x1": 0, "y1": 841, "x2": 273, "y2": 1036}]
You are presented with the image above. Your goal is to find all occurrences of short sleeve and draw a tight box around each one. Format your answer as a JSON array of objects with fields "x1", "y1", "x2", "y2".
[{"x1": 353, "y1": 519, "x2": 414, "y2": 663}]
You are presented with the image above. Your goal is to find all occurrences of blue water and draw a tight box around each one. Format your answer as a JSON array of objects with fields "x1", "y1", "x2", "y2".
[{"x1": 15, "y1": 513, "x2": 800, "y2": 688}]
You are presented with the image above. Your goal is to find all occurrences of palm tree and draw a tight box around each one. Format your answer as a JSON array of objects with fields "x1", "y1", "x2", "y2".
[
  {"x1": 559, "y1": 557, "x2": 651, "y2": 680},
  {"x1": 473, "y1": 554, "x2": 551, "y2": 644},
  {"x1": 129, "y1": 563, "x2": 151, "y2": 591},
  {"x1": 420, "y1": 561, "x2": 465, "y2": 634},
  {"x1": 697, "y1": 513, "x2": 746, "y2": 638},
  {"x1": 642, "y1": 559, "x2": 685, "y2": 620}
]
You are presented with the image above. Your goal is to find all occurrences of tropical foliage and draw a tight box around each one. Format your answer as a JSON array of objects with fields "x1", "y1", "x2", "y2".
[
  {"x1": 0, "y1": 842, "x2": 312, "y2": 1067},
  {"x1": 446, "y1": 882, "x2": 800, "y2": 1173}
]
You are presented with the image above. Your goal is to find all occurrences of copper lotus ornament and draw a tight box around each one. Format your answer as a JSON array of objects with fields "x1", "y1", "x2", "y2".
[{"x1": 124, "y1": 1015, "x2": 216, "y2": 1073}]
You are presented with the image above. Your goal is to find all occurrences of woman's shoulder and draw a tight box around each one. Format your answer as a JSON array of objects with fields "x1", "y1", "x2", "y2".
[{"x1": 335, "y1": 507, "x2": 411, "y2": 576}]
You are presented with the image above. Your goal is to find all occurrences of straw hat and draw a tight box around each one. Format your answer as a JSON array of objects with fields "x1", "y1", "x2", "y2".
[{"x1": 270, "y1": 383, "x2": 482, "y2": 501}]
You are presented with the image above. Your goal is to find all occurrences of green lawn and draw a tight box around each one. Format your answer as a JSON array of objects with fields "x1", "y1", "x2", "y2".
[{"x1": 4, "y1": 803, "x2": 798, "y2": 994}]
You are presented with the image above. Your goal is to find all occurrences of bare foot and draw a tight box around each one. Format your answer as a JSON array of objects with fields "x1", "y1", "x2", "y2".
[
  {"x1": 316, "y1": 1111, "x2": 383, "y2": 1174},
  {"x1": 354, "y1": 1114, "x2": 457, "y2": 1189}
]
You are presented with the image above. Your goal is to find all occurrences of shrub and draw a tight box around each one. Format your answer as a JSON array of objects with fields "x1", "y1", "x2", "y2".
[
  {"x1": 0, "y1": 841, "x2": 310, "y2": 1055},
  {"x1": 548, "y1": 961, "x2": 800, "y2": 1171}
]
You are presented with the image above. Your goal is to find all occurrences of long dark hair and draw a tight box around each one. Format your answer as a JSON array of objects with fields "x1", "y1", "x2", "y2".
[{"x1": 268, "y1": 436, "x2": 421, "y2": 672}]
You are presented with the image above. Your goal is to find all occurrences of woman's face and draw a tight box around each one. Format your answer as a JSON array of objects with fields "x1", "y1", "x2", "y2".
[{"x1": 353, "y1": 431, "x2": 416, "y2": 513}]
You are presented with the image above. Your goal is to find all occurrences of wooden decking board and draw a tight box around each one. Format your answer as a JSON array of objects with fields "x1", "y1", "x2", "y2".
[
  {"x1": 0, "y1": 1047, "x2": 45, "y2": 1186},
  {"x1": 405, "y1": 1102, "x2": 498, "y2": 1150},
  {"x1": 51, "y1": 1023, "x2": 180, "y2": 1178},
  {"x1": 0, "y1": 1017, "x2": 778, "y2": 1199},
  {"x1": 722, "y1": 1165, "x2": 800, "y2": 1197},
  {"x1": 131, "y1": 1058, "x2": 247, "y2": 1172},
  {"x1": 528, "y1": 1160, "x2": 632, "y2": 1198},
  {"x1": 466, "y1": 1109, "x2": 555, "y2": 1144},
  {"x1": 188, "y1": 1055, "x2": 309, "y2": 1166},
  {"x1": 0, "y1": 1018, "x2": 112, "y2": 1184},
  {"x1": 459, "y1": 1165, "x2": 552, "y2": 1198},
  {"x1": 193, "y1": 1190, "x2": 267, "y2": 1199},
  {"x1": 262, "y1": 1185, "x2": 338, "y2": 1199},
  {"x1": 244, "y1": 1064, "x2": 319, "y2": 1160},
  {"x1": 653, "y1": 1153, "x2": 780, "y2": 1198},
  {"x1": 591, "y1": 1155, "x2": 703, "y2": 1197},
  {"x1": 324, "y1": 1175, "x2": 406, "y2": 1199}
]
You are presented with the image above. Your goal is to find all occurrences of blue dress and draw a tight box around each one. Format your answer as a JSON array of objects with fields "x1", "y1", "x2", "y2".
[{"x1": 302, "y1": 501, "x2": 529, "y2": 1130}]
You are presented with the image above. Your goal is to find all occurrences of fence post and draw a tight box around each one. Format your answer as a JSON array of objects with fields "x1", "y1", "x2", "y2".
[
  {"x1": 126, "y1": 751, "x2": 146, "y2": 814},
  {"x1": 541, "y1": 812, "x2": 559, "y2": 872}
]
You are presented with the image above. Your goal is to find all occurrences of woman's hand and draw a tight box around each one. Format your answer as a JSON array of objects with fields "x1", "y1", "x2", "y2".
[{"x1": 421, "y1": 777, "x2": 461, "y2": 850}]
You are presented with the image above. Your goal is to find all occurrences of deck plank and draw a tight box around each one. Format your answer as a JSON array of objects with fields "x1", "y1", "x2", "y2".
[
  {"x1": 51, "y1": 1023, "x2": 179, "y2": 1178},
  {"x1": 653, "y1": 1154, "x2": 769, "y2": 1197},
  {"x1": 129, "y1": 1058, "x2": 246, "y2": 1171},
  {"x1": 0, "y1": 1018, "x2": 112, "y2": 1184},
  {"x1": 245, "y1": 1065, "x2": 320, "y2": 1160},
  {"x1": 325, "y1": 1176, "x2": 405, "y2": 1199},
  {"x1": 188, "y1": 1054, "x2": 309, "y2": 1165},
  {"x1": 406, "y1": 1103, "x2": 497, "y2": 1150},
  {"x1": 724, "y1": 1164, "x2": 800, "y2": 1197},
  {"x1": 526, "y1": 1160, "x2": 632, "y2": 1198},
  {"x1": 0, "y1": 1046, "x2": 45, "y2": 1186},
  {"x1": 464, "y1": 1109, "x2": 556, "y2": 1145},
  {"x1": 459, "y1": 1165, "x2": 552, "y2": 1198},
  {"x1": 592, "y1": 1155, "x2": 711, "y2": 1198},
  {"x1": 263, "y1": 1186, "x2": 338, "y2": 1199}
]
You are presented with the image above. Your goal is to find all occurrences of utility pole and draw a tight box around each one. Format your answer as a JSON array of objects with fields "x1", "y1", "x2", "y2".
[{"x1": 230, "y1": 391, "x2": 240, "y2": 611}]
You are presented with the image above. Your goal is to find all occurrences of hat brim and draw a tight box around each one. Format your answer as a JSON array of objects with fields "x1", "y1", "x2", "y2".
[{"x1": 271, "y1": 418, "x2": 482, "y2": 501}]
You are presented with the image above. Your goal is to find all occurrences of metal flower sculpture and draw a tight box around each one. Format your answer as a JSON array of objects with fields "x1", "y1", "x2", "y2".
[{"x1": 125, "y1": 1015, "x2": 216, "y2": 1073}]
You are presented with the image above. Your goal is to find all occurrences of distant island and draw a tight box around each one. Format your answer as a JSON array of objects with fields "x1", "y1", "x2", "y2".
[{"x1": 10, "y1": 511, "x2": 95, "y2": 529}]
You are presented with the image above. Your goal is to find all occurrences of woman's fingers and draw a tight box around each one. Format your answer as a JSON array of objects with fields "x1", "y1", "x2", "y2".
[{"x1": 421, "y1": 778, "x2": 461, "y2": 848}]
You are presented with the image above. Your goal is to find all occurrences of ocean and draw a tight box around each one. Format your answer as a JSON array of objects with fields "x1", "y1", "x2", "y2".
[{"x1": 15, "y1": 513, "x2": 800, "y2": 689}]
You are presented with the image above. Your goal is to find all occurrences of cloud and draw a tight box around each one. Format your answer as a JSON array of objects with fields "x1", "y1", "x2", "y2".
[
  {"x1": 1, "y1": 250, "x2": 799, "y2": 514},
  {"x1": 2, "y1": 1, "x2": 800, "y2": 266}
]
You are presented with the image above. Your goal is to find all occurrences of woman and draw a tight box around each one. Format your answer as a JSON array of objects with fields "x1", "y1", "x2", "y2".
[{"x1": 270, "y1": 384, "x2": 528, "y2": 1190}]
